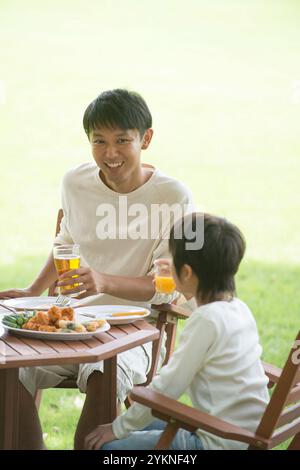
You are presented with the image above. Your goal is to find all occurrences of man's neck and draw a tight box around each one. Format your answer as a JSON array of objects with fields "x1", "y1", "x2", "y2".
[{"x1": 99, "y1": 167, "x2": 153, "y2": 194}]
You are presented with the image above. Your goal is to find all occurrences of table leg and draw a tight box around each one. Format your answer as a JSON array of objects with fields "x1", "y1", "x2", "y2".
[
  {"x1": 0, "y1": 368, "x2": 20, "y2": 449},
  {"x1": 102, "y1": 357, "x2": 118, "y2": 422}
]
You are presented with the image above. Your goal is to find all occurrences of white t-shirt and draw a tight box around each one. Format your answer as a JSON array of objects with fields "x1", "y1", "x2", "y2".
[
  {"x1": 54, "y1": 162, "x2": 194, "y2": 307},
  {"x1": 112, "y1": 298, "x2": 270, "y2": 450}
]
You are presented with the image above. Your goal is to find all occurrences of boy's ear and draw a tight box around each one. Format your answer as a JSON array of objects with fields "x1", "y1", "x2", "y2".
[
  {"x1": 181, "y1": 264, "x2": 194, "y2": 283},
  {"x1": 141, "y1": 128, "x2": 153, "y2": 149}
]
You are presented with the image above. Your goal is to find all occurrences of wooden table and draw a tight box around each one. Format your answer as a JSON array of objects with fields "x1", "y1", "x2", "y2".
[{"x1": 0, "y1": 319, "x2": 159, "y2": 449}]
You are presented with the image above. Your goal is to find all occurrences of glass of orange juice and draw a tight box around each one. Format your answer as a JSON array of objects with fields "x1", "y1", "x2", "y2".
[
  {"x1": 153, "y1": 259, "x2": 176, "y2": 294},
  {"x1": 53, "y1": 244, "x2": 80, "y2": 295}
]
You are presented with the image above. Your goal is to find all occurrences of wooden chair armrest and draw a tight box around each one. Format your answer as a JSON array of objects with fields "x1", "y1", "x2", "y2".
[
  {"x1": 151, "y1": 303, "x2": 190, "y2": 320},
  {"x1": 262, "y1": 361, "x2": 282, "y2": 384},
  {"x1": 130, "y1": 387, "x2": 269, "y2": 448}
]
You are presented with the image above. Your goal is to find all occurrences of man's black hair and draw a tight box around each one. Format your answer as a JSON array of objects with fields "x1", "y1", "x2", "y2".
[{"x1": 83, "y1": 89, "x2": 152, "y2": 138}]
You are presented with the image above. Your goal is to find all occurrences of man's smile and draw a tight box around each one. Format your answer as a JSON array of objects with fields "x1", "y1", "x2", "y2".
[{"x1": 104, "y1": 161, "x2": 125, "y2": 169}]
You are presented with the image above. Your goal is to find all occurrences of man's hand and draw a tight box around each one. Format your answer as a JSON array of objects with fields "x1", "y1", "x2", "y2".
[
  {"x1": 58, "y1": 269, "x2": 155, "y2": 302},
  {"x1": 57, "y1": 267, "x2": 106, "y2": 299},
  {"x1": 84, "y1": 423, "x2": 116, "y2": 450},
  {"x1": 0, "y1": 286, "x2": 40, "y2": 300}
]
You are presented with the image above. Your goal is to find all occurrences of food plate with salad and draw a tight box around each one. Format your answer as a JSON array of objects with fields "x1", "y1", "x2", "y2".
[{"x1": 1, "y1": 305, "x2": 110, "y2": 341}]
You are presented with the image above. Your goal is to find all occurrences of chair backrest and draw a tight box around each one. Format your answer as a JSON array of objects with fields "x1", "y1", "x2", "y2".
[{"x1": 249, "y1": 330, "x2": 300, "y2": 450}]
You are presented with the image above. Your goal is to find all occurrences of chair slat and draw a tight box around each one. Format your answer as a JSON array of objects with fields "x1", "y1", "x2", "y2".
[
  {"x1": 262, "y1": 361, "x2": 281, "y2": 384},
  {"x1": 277, "y1": 403, "x2": 300, "y2": 428},
  {"x1": 271, "y1": 417, "x2": 300, "y2": 448},
  {"x1": 286, "y1": 385, "x2": 300, "y2": 406},
  {"x1": 293, "y1": 370, "x2": 300, "y2": 386}
]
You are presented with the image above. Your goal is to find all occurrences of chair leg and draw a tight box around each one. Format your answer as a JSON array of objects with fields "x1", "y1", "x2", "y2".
[
  {"x1": 163, "y1": 322, "x2": 177, "y2": 367},
  {"x1": 155, "y1": 422, "x2": 179, "y2": 450},
  {"x1": 145, "y1": 319, "x2": 167, "y2": 385},
  {"x1": 34, "y1": 389, "x2": 43, "y2": 410}
]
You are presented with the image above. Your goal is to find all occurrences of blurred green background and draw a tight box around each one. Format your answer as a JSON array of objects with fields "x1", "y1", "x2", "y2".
[{"x1": 0, "y1": 0, "x2": 299, "y2": 449}]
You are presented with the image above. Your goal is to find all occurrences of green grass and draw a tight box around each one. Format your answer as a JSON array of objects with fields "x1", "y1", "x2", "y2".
[{"x1": 1, "y1": 0, "x2": 300, "y2": 450}]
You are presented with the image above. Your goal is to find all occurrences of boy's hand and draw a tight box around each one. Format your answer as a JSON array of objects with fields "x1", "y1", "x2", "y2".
[
  {"x1": 57, "y1": 267, "x2": 105, "y2": 298},
  {"x1": 84, "y1": 423, "x2": 116, "y2": 450}
]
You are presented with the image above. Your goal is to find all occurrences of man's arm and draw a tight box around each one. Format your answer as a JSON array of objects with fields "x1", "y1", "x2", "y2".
[
  {"x1": 0, "y1": 250, "x2": 58, "y2": 299},
  {"x1": 57, "y1": 268, "x2": 156, "y2": 301}
]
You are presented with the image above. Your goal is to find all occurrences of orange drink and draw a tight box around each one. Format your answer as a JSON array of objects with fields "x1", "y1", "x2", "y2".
[
  {"x1": 154, "y1": 259, "x2": 176, "y2": 294},
  {"x1": 154, "y1": 276, "x2": 176, "y2": 294},
  {"x1": 53, "y1": 244, "x2": 80, "y2": 293}
]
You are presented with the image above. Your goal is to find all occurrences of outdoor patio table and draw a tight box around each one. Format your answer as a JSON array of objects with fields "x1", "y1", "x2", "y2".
[{"x1": 0, "y1": 314, "x2": 159, "y2": 449}]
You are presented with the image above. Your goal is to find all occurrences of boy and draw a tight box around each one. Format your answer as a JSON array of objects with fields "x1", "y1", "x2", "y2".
[
  {"x1": 85, "y1": 213, "x2": 269, "y2": 450},
  {"x1": 0, "y1": 89, "x2": 193, "y2": 449}
]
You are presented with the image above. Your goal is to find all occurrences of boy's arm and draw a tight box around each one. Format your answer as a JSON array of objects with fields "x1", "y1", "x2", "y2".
[
  {"x1": 112, "y1": 316, "x2": 216, "y2": 439},
  {"x1": 85, "y1": 314, "x2": 216, "y2": 450},
  {"x1": 0, "y1": 251, "x2": 58, "y2": 298}
]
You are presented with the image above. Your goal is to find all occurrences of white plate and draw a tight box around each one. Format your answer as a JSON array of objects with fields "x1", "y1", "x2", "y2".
[
  {"x1": 1, "y1": 318, "x2": 111, "y2": 341},
  {"x1": 76, "y1": 305, "x2": 151, "y2": 325},
  {"x1": 3, "y1": 296, "x2": 79, "y2": 311}
]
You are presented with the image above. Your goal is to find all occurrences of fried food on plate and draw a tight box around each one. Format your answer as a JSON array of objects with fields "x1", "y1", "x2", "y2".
[
  {"x1": 22, "y1": 321, "x2": 40, "y2": 331},
  {"x1": 35, "y1": 311, "x2": 50, "y2": 325},
  {"x1": 61, "y1": 307, "x2": 75, "y2": 321},
  {"x1": 38, "y1": 325, "x2": 58, "y2": 333},
  {"x1": 18, "y1": 305, "x2": 106, "y2": 335},
  {"x1": 48, "y1": 305, "x2": 62, "y2": 323},
  {"x1": 58, "y1": 319, "x2": 86, "y2": 332},
  {"x1": 84, "y1": 319, "x2": 106, "y2": 332}
]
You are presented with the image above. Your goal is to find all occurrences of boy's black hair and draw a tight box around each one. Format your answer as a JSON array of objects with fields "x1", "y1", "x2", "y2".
[
  {"x1": 169, "y1": 213, "x2": 246, "y2": 301},
  {"x1": 83, "y1": 89, "x2": 152, "y2": 138}
]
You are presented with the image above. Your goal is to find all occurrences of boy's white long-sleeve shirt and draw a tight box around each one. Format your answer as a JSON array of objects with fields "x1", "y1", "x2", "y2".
[{"x1": 112, "y1": 298, "x2": 270, "y2": 450}]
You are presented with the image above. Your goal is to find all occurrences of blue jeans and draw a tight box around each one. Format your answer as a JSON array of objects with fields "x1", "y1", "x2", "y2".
[{"x1": 102, "y1": 420, "x2": 204, "y2": 450}]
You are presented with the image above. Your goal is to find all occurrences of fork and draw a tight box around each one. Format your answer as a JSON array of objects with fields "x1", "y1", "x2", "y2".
[
  {"x1": 54, "y1": 295, "x2": 72, "y2": 308},
  {"x1": 0, "y1": 302, "x2": 18, "y2": 315},
  {"x1": 0, "y1": 296, "x2": 71, "y2": 315}
]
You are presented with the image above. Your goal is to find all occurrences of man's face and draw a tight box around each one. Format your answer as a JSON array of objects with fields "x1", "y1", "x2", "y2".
[{"x1": 89, "y1": 127, "x2": 152, "y2": 192}]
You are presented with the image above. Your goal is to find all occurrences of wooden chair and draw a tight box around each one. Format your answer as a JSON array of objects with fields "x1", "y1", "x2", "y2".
[
  {"x1": 34, "y1": 210, "x2": 190, "y2": 408},
  {"x1": 129, "y1": 330, "x2": 300, "y2": 450}
]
